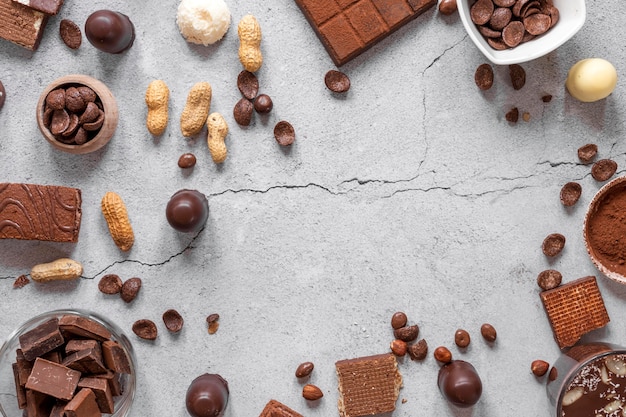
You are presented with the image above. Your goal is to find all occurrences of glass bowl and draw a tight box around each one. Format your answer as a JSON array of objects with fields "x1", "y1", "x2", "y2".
[
  {"x1": 457, "y1": 0, "x2": 586, "y2": 65},
  {"x1": 0, "y1": 309, "x2": 136, "y2": 417}
]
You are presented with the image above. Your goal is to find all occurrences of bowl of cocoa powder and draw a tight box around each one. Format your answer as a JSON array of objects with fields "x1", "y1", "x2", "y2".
[
  {"x1": 36, "y1": 74, "x2": 119, "y2": 154},
  {"x1": 584, "y1": 176, "x2": 626, "y2": 284}
]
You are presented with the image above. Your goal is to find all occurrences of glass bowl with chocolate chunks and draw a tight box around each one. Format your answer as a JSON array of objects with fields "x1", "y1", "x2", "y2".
[
  {"x1": 0, "y1": 309, "x2": 136, "y2": 417},
  {"x1": 36, "y1": 75, "x2": 119, "y2": 154},
  {"x1": 457, "y1": 0, "x2": 586, "y2": 65}
]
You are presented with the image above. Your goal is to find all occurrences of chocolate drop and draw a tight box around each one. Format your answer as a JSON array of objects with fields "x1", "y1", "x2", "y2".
[
  {"x1": 85, "y1": 10, "x2": 135, "y2": 54},
  {"x1": 437, "y1": 360, "x2": 482, "y2": 408},
  {"x1": 166, "y1": 190, "x2": 209, "y2": 233},
  {"x1": 185, "y1": 374, "x2": 229, "y2": 417}
]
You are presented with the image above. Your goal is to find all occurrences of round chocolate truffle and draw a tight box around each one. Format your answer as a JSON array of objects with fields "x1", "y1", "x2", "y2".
[
  {"x1": 166, "y1": 189, "x2": 209, "y2": 233},
  {"x1": 185, "y1": 374, "x2": 229, "y2": 417},
  {"x1": 85, "y1": 10, "x2": 135, "y2": 54},
  {"x1": 437, "y1": 360, "x2": 482, "y2": 408}
]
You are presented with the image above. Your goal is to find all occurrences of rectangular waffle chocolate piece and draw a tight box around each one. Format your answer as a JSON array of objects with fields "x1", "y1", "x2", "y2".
[
  {"x1": 540, "y1": 276, "x2": 610, "y2": 349},
  {"x1": 335, "y1": 353, "x2": 402, "y2": 417},
  {"x1": 259, "y1": 399, "x2": 303, "y2": 417},
  {"x1": 12, "y1": 0, "x2": 63, "y2": 15},
  {"x1": 0, "y1": 0, "x2": 48, "y2": 50},
  {"x1": 294, "y1": 0, "x2": 436, "y2": 66},
  {"x1": 0, "y1": 183, "x2": 82, "y2": 242}
]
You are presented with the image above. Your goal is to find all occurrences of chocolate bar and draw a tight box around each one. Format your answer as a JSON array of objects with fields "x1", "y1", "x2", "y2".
[
  {"x1": 102, "y1": 340, "x2": 132, "y2": 374},
  {"x1": 25, "y1": 358, "x2": 81, "y2": 401},
  {"x1": 18, "y1": 318, "x2": 64, "y2": 361},
  {"x1": 78, "y1": 377, "x2": 114, "y2": 414},
  {"x1": 64, "y1": 388, "x2": 101, "y2": 417},
  {"x1": 62, "y1": 347, "x2": 108, "y2": 374},
  {"x1": 0, "y1": 183, "x2": 82, "y2": 242},
  {"x1": 0, "y1": 0, "x2": 48, "y2": 50},
  {"x1": 12, "y1": 0, "x2": 63, "y2": 15},
  {"x1": 294, "y1": 0, "x2": 436, "y2": 66},
  {"x1": 259, "y1": 399, "x2": 303, "y2": 417},
  {"x1": 59, "y1": 314, "x2": 111, "y2": 341}
]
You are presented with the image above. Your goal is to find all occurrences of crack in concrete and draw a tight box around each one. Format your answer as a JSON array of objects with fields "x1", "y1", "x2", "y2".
[
  {"x1": 421, "y1": 34, "x2": 469, "y2": 74},
  {"x1": 208, "y1": 182, "x2": 339, "y2": 197}
]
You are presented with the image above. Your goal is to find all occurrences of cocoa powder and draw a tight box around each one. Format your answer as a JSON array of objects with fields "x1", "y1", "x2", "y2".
[{"x1": 586, "y1": 182, "x2": 626, "y2": 276}]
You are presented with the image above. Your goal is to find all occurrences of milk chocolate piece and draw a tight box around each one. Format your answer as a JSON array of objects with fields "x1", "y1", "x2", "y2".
[
  {"x1": 95, "y1": 370, "x2": 123, "y2": 397},
  {"x1": 12, "y1": 0, "x2": 64, "y2": 15},
  {"x1": 49, "y1": 402, "x2": 68, "y2": 417},
  {"x1": 25, "y1": 358, "x2": 81, "y2": 401},
  {"x1": 295, "y1": 0, "x2": 437, "y2": 66},
  {"x1": 0, "y1": 0, "x2": 48, "y2": 50},
  {"x1": 78, "y1": 377, "x2": 114, "y2": 414},
  {"x1": 66, "y1": 339, "x2": 100, "y2": 355},
  {"x1": 18, "y1": 318, "x2": 64, "y2": 361},
  {"x1": 12, "y1": 363, "x2": 27, "y2": 409},
  {"x1": 0, "y1": 183, "x2": 82, "y2": 243},
  {"x1": 437, "y1": 360, "x2": 482, "y2": 408},
  {"x1": 15, "y1": 349, "x2": 33, "y2": 385},
  {"x1": 259, "y1": 399, "x2": 304, "y2": 417},
  {"x1": 186, "y1": 374, "x2": 229, "y2": 417},
  {"x1": 62, "y1": 347, "x2": 108, "y2": 374},
  {"x1": 64, "y1": 388, "x2": 101, "y2": 417},
  {"x1": 25, "y1": 389, "x2": 54, "y2": 417},
  {"x1": 59, "y1": 314, "x2": 112, "y2": 341}
]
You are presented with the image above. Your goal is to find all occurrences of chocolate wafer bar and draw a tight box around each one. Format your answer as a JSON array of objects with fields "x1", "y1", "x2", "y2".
[
  {"x1": 0, "y1": 0, "x2": 48, "y2": 50},
  {"x1": 540, "y1": 276, "x2": 610, "y2": 349},
  {"x1": 335, "y1": 353, "x2": 402, "y2": 417},
  {"x1": 0, "y1": 183, "x2": 82, "y2": 243},
  {"x1": 12, "y1": 0, "x2": 63, "y2": 15},
  {"x1": 259, "y1": 399, "x2": 303, "y2": 417},
  {"x1": 294, "y1": 0, "x2": 437, "y2": 66}
]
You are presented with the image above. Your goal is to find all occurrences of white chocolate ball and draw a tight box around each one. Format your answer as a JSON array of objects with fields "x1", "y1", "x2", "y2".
[
  {"x1": 177, "y1": 0, "x2": 231, "y2": 46},
  {"x1": 566, "y1": 58, "x2": 618, "y2": 103}
]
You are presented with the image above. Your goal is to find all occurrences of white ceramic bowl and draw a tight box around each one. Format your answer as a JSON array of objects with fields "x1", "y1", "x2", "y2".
[{"x1": 457, "y1": 0, "x2": 586, "y2": 65}]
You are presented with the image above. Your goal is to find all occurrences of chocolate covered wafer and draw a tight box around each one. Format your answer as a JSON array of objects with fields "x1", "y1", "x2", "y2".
[
  {"x1": 0, "y1": 0, "x2": 48, "y2": 50},
  {"x1": 12, "y1": 0, "x2": 64, "y2": 15},
  {"x1": 540, "y1": 276, "x2": 610, "y2": 349},
  {"x1": 294, "y1": 0, "x2": 436, "y2": 66},
  {"x1": 259, "y1": 399, "x2": 303, "y2": 417},
  {"x1": 335, "y1": 353, "x2": 402, "y2": 417}
]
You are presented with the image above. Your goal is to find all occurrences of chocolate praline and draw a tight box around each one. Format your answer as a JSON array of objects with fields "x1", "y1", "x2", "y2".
[
  {"x1": 437, "y1": 360, "x2": 482, "y2": 408},
  {"x1": 185, "y1": 374, "x2": 229, "y2": 417},
  {"x1": 166, "y1": 189, "x2": 209, "y2": 233},
  {"x1": 85, "y1": 10, "x2": 135, "y2": 54}
]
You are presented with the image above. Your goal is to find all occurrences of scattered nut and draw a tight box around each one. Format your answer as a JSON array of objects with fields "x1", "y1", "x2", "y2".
[
  {"x1": 13, "y1": 274, "x2": 30, "y2": 288},
  {"x1": 591, "y1": 159, "x2": 618, "y2": 182},
  {"x1": 145, "y1": 79, "x2": 170, "y2": 136},
  {"x1": 560, "y1": 182, "x2": 582, "y2": 207},
  {"x1": 390, "y1": 311, "x2": 408, "y2": 330},
  {"x1": 548, "y1": 366, "x2": 558, "y2": 381},
  {"x1": 578, "y1": 143, "x2": 598, "y2": 164},
  {"x1": 162, "y1": 309, "x2": 184, "y2": 333},
  {"x1": 474, "y1": 63, "x2": 494, "y2": 91},
  {"x1": 541, "y1": 94, "x2": 553, "y2": 103},
  {"x1": 509, "y1": 64, "x2": 526, "y2": 90},
  {"x1": 531, "y1": 360, "x2": 550, "y2": 377},
  {"x1": 324, "y1": 70, "x2": 350, "y2": 93},
  {"x1": 101, "y1": 191, "x2": 135, "y2": 252},
  {"x1": 454, "y1": 329, "x2": 471, "y2": 348},
  {"x1": 522, "y1": 111, "x2": 530, "y2": 122},
  {"x1": 120, "y1": 277, "x2": 142, "y2": 303},
  {"x1": 178, "y1": 153, "x2": 197, "y2": 169},
  {"x1": 302, "y1": 384, "x2": 323, "y2": 401},
  {"x1": 434, "y1": 346, "x2": 452, "y2": 363},
  {"x1": 30, "y1": 258, "x2": 83, "y2": 282},
  {"x1": 390, "y1": 339, "x2": 408, "y2": 356},
  {"x1": 542, "y1": 233, "x2": 566, "y2": 257},
  {"x1": 237, "y1": 70, "x2": 259, "y2": 100},
  {"x1": 207, "y1": 112, "x2": 229, "y2": 164},
  {"x1": 480, "y1": 323, "x2": 497, "y2": 342},
  {"x1": 180, "y1": 81, "x2": 212, "y2": 137},
  {"x1": 408, "y1": 339, "x2": 428, "y2": 361},
  {"x1": 274, "y1": 121, "x2": 295, "y2": 146},
  {"x1": 439, "y1": 0, "x2": 458, "y2": 15},
  {"x1": 238, "y1": 14, "x2": 263, "y2": 72},
  {"x1": 505, "y1": 107, "x2": 519, "y2": 123},
  {"x1": 253, "y1": 94, "x2": 273, "y2": 114},
  {"x1": 394, "y1": 324, "x2": 419, "y2": 342},
  {"x1": 295, "y1": 361, "x2": 314, "y2": 378},
  {"x1": 98, "y1": 274, "x2": 123, "y2": 294},
  {"x1": 207, "y1": 313, "x2": 220, "y2": 334},
  {"x1": 537, "y1": 269, "x2": 562, "y2": 291},
  {"x1": 132, "y1": 319, "x2": 158, "y2": 340}
]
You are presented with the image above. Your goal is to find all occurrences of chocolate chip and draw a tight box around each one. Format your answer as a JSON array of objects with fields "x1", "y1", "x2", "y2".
[
  {"x1": 438, "y1": 0, "x2": 458, "y2": 15},
  {"x1": 394, "y1": 324, "x2": 419, "y2": 342},
  {"x1": 65, "y1": 87, "x2": 86, "y2": 113},
  {"x1": 60, "y1": 19, "x2": 82, "y2": 50},
  {"x1": 72, "y1": 127, "x2": 88, "y2": 145},
  {"x1": 577, "y1": 143, "x2": 597, "y2": 164},
  {"x1": 591, "y1": 159, "x2": 617, "y2": 182},
  {"x1": 408, "y1": 339, "x2": 428, "y2": 360},
  {"x1": 274, "y1": 121, "x2": 295, "y2": 146},
  {"x1": 132, "y1": 319, "x2": 158, "y2": 340},
  {"x1": 253, "y1": 94, "x2": 273, "y2": 114},
  {"x1": 98, "y1": 274, "x2": 123, "y2": 294},
  {"x1": 509, "y1": 64, "x2": 526, "y2": 90},
  {"x1": 480, "y1": 323, "x2": 497, "y2": 342},
  {"x1": 390, "y1": 312, "x2": 408, "y2": 330},
  {"x1": 77, "y1": 86, "x2": 96, "y2": 103},
  {"x1": 46, "y1": 88, "x2": 66, "y2": 110},
  {"x1": 178, "y1": 153, "x2": 197, "y2": 169},
  {"x1": 79, "y1": 101, "x2": 100, "y2": 124},
  {"x1": 493, "y1": 0, "x2": 515, "y2": 6},
  {"x1": 542, "y1": 233, "x2": 565, "y2": 257},
  {"x1": 524, "y1": 13, "x2": 551, "y2": 35},
  {"x1": 487, "y1": 37, "x2": 509, "y2": 50},
  {"x1": 82, "y1": 109, "x2": 105, "y2": 131},
  {"x1": 537, "y1": 269, "x2": 562, "y2": 291},
  {"x1": 541, "y1": 94, "x2": 553, "y2": 103},
  {"x1": 237, "y1": 70, "x2": 259, "y2": 100},
  {"x1": 50, "y1": 109, "x2": 70, "y2": 135},
  {"x1": 560, "y1": 182, "x2": 582, "y2": 206},
  {"x1": 61, "y1": 113, "x2": 80, "y2": 137},
  {"x1": 505, "y1": 107, "x2": 519, "y2": 123},
  {"x1": 489, "y1": 7, "x2": 512, "y2": 30},
  {"x1": 502, "y1": 20, "x2": 525, "y2": 47},
  {"x1": 324, "y1": 70, "x2": 351, "y2": 93},
  {"x1": 120, "y1": 277, "x2": 142, "y2": 303},
  {"x1": 454, "y1": 329, "x2": 471, "y2": 348},
  {"x1": 162, "y1": 309, "x2": 184, "y2": 333},
  {"x1": 233, "y1": 98, "x2": 253, "y2": 126},
  {"x1": 0, "y1": 80, "x2": 6, "y2": 110},
  {"x1": 474, "y1": 63, "x2": 494, "y2": 91},
  {"x1": 478, "y1": 26, "x2": 502, "y2": 38},
  {"x1": 470, "y1": 0, "x2": 494, "y2": 25}
]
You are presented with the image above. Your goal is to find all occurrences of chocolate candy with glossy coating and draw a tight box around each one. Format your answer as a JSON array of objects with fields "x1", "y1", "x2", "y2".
[
  {"x1": 85, "y1": 10, "x2": 135, "y2": 53},
  {"x1": 438, "y1": 360, "x2": 482, "y2": 407},
  {"x1": 185, "y1": 374, "x2": 229, "y2": 417},
  {"x1": 166, "y1": 190, "x2": 209, "y2": 233}
]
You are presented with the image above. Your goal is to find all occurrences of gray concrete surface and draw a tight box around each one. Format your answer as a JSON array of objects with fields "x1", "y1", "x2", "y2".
[{"x1": 0, "y1": 0, "x2": 625, "y2": 416}]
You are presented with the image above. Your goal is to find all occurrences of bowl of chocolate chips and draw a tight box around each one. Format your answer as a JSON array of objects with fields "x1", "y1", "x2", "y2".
[
  {"x1": 37, "y1": 75, "x2": 119, "y2": 154},
  {"x1": 457, "y1": 0, "x2": 586, "y2": 65},
  {"x1": 0, "y1": 309, "x2": 136, "y2": 417}
]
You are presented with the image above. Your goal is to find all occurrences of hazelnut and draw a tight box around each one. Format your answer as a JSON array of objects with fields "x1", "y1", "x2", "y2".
[{"x1": 434, "y1": 346, "x2": 452, "y2": 363}]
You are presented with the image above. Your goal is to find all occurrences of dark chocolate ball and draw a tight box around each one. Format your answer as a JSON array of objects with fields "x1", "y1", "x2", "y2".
[
  {"x1": 85, "y1": 10, "x2": 135, "y2": 54},
  {"x1": 185, "y1": 374, "x2": 229, "y2": 417},
  {"x1": 437, "y1": 360, "x2": 482, "y2": 408},
  {"x1": 253, "y1": 94, "x2": 273, "y2": 114},
  {"x1": 166, "y1": 190, "x2": 209, "y2": 233}
]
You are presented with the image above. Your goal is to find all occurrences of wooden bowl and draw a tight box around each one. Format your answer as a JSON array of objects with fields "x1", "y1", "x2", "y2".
[{"x1": 36, "y1": 74, "x2": 118, "y2": 154}]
